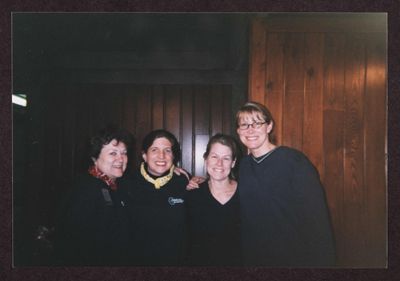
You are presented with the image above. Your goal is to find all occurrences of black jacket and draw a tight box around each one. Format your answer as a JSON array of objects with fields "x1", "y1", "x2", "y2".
[{"x1": 54, "y1": 174, "x2": 132, "y2": 266}]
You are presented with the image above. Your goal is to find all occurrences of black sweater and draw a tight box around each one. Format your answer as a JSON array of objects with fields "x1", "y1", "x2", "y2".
[
  {"x1": 122, "y1": 169, "x2": 189, "y2": 266},
  {"x1": 238, "y1": 146, "x2": 336, "y2": 267},
  {"x1": 185, "y1": 181, "x2": 242, "y2": 266}
]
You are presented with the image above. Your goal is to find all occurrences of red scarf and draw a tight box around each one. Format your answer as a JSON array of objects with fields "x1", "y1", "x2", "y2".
[{"x1": 88, "y1": 165, "x2": 117, "y2": 191}]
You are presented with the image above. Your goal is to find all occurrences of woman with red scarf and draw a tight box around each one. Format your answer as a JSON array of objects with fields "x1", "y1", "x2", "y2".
[{"x1": 54, "y1": 126, "x2": 133, "y2": 265}]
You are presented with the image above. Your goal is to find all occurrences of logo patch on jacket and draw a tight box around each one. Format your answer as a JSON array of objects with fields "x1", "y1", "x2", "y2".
[{"x1": 168, "y1": 197, "x2": 184, "y2": 205}]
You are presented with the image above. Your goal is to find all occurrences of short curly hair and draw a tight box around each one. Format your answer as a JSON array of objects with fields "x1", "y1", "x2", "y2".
[{"x1": 89, "y1": 126, "x2": 133, "y2": 160}]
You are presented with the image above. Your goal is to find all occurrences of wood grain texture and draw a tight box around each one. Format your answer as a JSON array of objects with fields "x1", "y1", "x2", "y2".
[
  {"x1": 282, "y1": 32, "x2": 305, "y2": 150},
  {"x1": 323, "y1": 109, "x2": 345, "y2": 266},
  {"x1": 248, "y1": 18, "x2": 266, "y2": 104},
  {"x1": 181, "y1": 86, "x2": 194, "y2": 174},
  {"x1": 343, "y1": 33, "x2": 367, "y2": 266},
  {"x1": 265, "y1": 33, "x2": 285, "y2": 145},
  {"x1": 363, "y1": 32, "x2": 387, "y2": 267},
  {"x1": 222, "y1": 85, "x2": 232, "y2": 135},
  {"x1": 194, "y1": 86, "x2": 211, "y2": 135},
  {"x1": 250, "y1": 14, "x2": 387, "y2": 267},
  {"x1": 211, "y1": 86, "x2": 223, "y2": 136},
  {"x1": 151, "y1": 85, "x2": 164, "y2": 129},
  {"x1": 135, "y1": 86, "x2": 152, "y2": 164},
  {"x1": 194, "y1": 134, "x2": 209, "y2": 177},
  {"x1": 164, "y1": 85, "x2": 181, "y2": 140},
  {"x1": 303, "y1": 33, "x2": 324, "y2": 180}
]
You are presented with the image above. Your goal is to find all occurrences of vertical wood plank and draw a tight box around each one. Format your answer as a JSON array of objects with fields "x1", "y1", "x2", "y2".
[
  {"x1": 194, "y1": 85, "x2": 210, "y2": 135},
  {"x1": 194, "y1": 85, "x2": 210, "y2": 176},
  {"x1": 322, "y1": 32, "x2": 346, "y2": 267},
  {"x1": 135, "y1": 86, "x2": 152, "y2": 166},
  {"x1": 122, "y1": 84, "x2": 137, "y2": 137},
  {"x1": 323, "y1": 109, "x2": 345, "y2": 266},
  {"x1": 222, "y1": 85, "x2": 232, "y2": 135},
  {"x1": 264, "y1": 32, "x2": 285, "y2": 145},
  {"x1": 343, "y1": 33, "x2": 366, "y2": 266},
  {"x1": 303, "y1": 33, "x2": 324, "y2": 180},
  {"x1": 194, "y1": 135, "x2": 209, "y2": 177},
  {"x1": 152, "y1": 85, "x2": 164, "y2": 129},
  {"x1": 323, "y1": 34, "x2": 346, "y2": 111},
  {"x1": 121, "y1": 85, "x2": 138, "y2": 170},
  {"x1": 282, "y1": 32, "x2": 305, "y2": 150},
  {"x1": 211, "y1": 85, "x2": 223, "y2": 136},
  {"x1": 364, "y1": 32, "x2": 387, "y2": 267},
  {"x1": 249, "y1": 18, "x2": 267, "y2": 103},
  {"x1": 181, "y1": 86, "x2": 194, "y2": 173},
  {"x1": 164, "y1": 85, "x2": 181, "y2": 141}
]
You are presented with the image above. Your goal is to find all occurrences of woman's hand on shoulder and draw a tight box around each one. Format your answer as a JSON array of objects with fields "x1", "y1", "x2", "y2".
[
  {"x1": 186, "y1": 176, "x2": 206, "y2": 190},
  {"x1": 173, "y1": 166, "x2": 190, "y2": 180}
]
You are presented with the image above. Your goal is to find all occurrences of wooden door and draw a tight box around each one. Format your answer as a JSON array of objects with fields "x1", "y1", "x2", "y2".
[{"x1": 249, "y1": 14, "x2": 387, "y2": 267}]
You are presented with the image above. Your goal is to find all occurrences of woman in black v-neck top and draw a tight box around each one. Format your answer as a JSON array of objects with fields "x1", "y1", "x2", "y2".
[{"x1": 185, "y1": 134, "x2": 242, "y2": 266}]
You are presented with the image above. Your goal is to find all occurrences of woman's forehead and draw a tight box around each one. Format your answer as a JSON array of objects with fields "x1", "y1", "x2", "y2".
[
  {"x1": 238, "y1": 112, "x2": 264, "y2": 122},
  {"x1": 210, "y1": 142, "x2": 232, "y2": 153},
  {"x1": 151, "y1": 137, "x2": 172, "y2": 147}
]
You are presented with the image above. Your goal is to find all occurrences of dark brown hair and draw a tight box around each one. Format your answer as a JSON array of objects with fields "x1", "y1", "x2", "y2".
[{"x1": 141, "y1": 129, "x2": 181, "y2": 165}]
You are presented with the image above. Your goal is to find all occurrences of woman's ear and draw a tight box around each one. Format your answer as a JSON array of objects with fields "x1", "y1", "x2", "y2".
[
  {"x1": 231, "y1": 159, "x2": 236, "y2": 168},
  {"x1": 142, "y1": 152, "x2": 147, "y2": 162},
  {"x1": 266, "y1": 121, "x2": 274, "y2": 134}
]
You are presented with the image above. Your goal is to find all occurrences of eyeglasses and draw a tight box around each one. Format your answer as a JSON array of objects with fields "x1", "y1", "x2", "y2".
[{"x1": 238, "y1": 121, "x2": 266, "y2": 130}]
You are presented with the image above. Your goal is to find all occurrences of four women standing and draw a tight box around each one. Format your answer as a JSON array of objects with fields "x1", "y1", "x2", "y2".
[{"x1": 56, "y1": 101, "x2": 336, "y2": 266}]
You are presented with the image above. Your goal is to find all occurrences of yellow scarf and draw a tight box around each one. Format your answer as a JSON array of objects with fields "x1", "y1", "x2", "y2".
[{"x1": 140, "y1": 162, "x2": 175, "y2": 189}]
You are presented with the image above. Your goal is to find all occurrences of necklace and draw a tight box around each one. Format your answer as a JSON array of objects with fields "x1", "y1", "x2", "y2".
[
  {"x1": 140, "y1": 162, "x2": 175, "y2": 189},
  {"x1": 251, "y1": 147, "x2": 278, "y2": 164}
]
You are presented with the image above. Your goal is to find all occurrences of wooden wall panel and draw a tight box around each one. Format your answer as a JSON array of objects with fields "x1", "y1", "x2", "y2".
[
  {"x1": 211, "y1": 87, "x2": 223, "y2": 136},
  {"x1": 221, "y1": 85, "x2": 232, "y2": 135},
  {"x1": 323, "y1": 34, "x2": 346, "y2": 111},
  {"x1": 343, "y1": 33, "x2": 367, "y2": 266},
  {"x1": 181, "y1": 86, "x2": 194, "y2": 175},
  {"x1": 248, "y1": 14, "x2": 387, "y2": 267},
  {"x1": 43, "y1": 83, "x2": 233, "y2": 182},
  {"x1": 194, "y1": 86, "x2": 211, "y2": 135},
  {"x1": 322, "y1": 32, "x2": 346, "y2": 267},
  {"x1": 282, "y1": 33, "x2": 305, "y2": 150},
  {"x1": 249, "y1": 18, "x2": 266, "y2": 104},
  {"x1": 323, "y1": 109, "x2": 345, "y2": 265},
  {"x1": 121, "y1": 86, "x2": 137, "y2": 136},
  {"x1": 363, "y1": 32, "x2": 387, "y2": 267},
  {"x1": 135, "y1": 86, "x2": 152, "y2": 163},
  {"x1": 164, "y1": 85, "x2": 181, "y2": 141},
  {"x1": 303, "y1": 33, "x2": 324, "y2": 179},
  {"x1": 195, "y1": 135, "x2": 209, "y2": 177},
  {"x1": 265, "y1": 33, "x2": 285, "y2": 144},
  {"x1": 151, "y1": 85, "x2": 165, "y2": 129}
]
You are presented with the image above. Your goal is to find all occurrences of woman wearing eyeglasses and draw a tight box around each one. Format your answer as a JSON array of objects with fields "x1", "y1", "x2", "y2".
[{"x1": 236, "y1": 101, "x2": 335, "y2": 267}]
